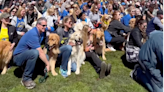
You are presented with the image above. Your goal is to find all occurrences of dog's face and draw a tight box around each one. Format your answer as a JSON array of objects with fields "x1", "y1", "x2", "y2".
[
  {"x1": 70, "y1": 31, "x2": 83, "y2": 45},
  {"x1": 48, "y1": 33, "x2": 60, "y2": 49},
  {"x1": 129, "y1": 18, "x2": 136, "y2": 28},
  {"x1": 95, "y1": 29, "x2": 104, "y2": 46}
]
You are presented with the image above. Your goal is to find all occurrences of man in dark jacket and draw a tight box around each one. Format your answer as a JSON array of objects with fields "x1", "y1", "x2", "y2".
[{"x1": 131, "y1": 31, "x2": 163, "y2": 92}]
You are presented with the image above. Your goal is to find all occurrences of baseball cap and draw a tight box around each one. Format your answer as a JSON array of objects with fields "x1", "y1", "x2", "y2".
[{"x1": 0, "y1": 13, "x2": 10, "y2": 20}]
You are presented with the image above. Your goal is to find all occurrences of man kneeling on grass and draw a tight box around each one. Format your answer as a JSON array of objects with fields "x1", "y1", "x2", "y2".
[{"x1": 13, "y1": 17, "x2": 50, "y2": 89}]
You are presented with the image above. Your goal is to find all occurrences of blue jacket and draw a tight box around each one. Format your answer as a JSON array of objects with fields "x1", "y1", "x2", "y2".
[
  {"x1": 121, "y1": 14, "x2": 135, "y2": 26},
  {"x1": 104, "y1": 9, "x2": 108, "y2": 14},
  {"x1": 104, "y1": 30, "x2": 112, "y2": 43},
  {"x1": 139, "y1": 31, "x2": 163, "y2": 88},
  {"x1": 99, "y1": 7, "x2": 104, "y2": 14},
  {"x1": 61, "y1": 10, "x2": 69, "y2": 19}
]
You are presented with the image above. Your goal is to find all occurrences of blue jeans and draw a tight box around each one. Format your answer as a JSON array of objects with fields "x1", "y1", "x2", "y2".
[
  {"x1": 13, "y1": 49, "x2": 49, "y2": 81},
  {"x1": 133, "y1": 67, "x2": 163, "y2": 92},
  {"x1": 57, "y1": 45, "x2": 72, "y2": 71}
]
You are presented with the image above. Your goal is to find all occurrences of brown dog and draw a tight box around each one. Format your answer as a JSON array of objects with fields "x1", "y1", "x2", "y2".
[
  {"x1": 129, "y1": 18, "x2": 136, "y2": 29},
  {"x1": 43, "y1": 33, "x2": 60, "y2": 76},
  {"x1": 93, "y1": 28, "x2": 106, "y2": 60},
  {"x1": 0, "y1": 40, "x2": 13, "y2": 75}
]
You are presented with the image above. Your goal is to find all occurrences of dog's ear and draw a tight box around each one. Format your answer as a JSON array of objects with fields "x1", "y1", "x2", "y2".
[{"x1": 55, "y1": 34, "x2": 60, "y2": 43}]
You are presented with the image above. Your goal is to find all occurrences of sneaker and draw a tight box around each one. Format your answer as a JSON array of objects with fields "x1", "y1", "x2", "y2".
[
  {"x1": 99, "y1": 61, "x2": 107, "y2": 79},
  {"x1": 105, "y1": 64, "x2": 112, "y2": 76},
  {"x1": 59, "y1": 66, "x2": 68, "y2": 78},
  {"x1": 21, "y1": 80, "x2": 36, "y2": 89},
  {"x1": 107, "y1": 44, "x2": 116, "y2": 51},
  {"x1": 130, "y1": 70, "x2": 135, "y2": 79}
]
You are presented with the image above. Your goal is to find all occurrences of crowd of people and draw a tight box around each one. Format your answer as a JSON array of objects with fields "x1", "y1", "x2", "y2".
[{"x1": 0, "y1": 0, "x2": 163, "y2": 91}]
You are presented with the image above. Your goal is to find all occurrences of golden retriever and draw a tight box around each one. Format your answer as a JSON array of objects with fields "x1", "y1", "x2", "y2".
[
  {"x1": 43, "y1": 33, "x2": 60, "y2": 76},
  {"x1": 101, "y1": 14, "x2": 112, "y2": 27},
  {"x1": 93, "y1": 28, "x2": 106, "y2": 60},
  {"x1": 73, "y1": 21, "x2": 87, "y2": 32},
  {"x1": 0, "y1": 40, "x2": 13, "y2": 75},
  {"x1": 67, "y1": 31, "x2": 86, "y2": 76},
  {"x1": 129, "y1": 18, "x2": 136, "y2": 29}
]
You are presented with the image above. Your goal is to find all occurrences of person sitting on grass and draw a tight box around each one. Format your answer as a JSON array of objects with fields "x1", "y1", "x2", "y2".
[
  {"x1": 13, "y1": 17, "x2": 50, "y2": 89},
  {"x1": 81, "y1": 25, "x2": 112, "y2": 79},
  {"x1": 106, "y1": 11, "x2": 131, "y2": 50},
  {"x1": 56, "y1": 16, "x2": 75, "y2": 78},
  {"x1": 131, "y1": 31, "x2": 163, "y2": 92}
]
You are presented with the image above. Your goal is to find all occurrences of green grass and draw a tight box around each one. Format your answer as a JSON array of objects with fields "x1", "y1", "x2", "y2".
[{"x1": 0, "y1": 51, "x2": 147, "y2": 92}]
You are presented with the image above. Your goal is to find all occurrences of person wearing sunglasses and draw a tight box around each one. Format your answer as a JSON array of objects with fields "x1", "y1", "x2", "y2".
[
  {"x1": 9, "y1": 8, "x2": 17, "y2": 22},
  {"x1": 0, "y1": 12, "x2": 18, "y2": 50},
  {"x1": 13, "y1": 17, "x2": 50, "y2": 89},
  {"x1": 55, "y1": 16, "x2": 75, "y2": 78},
  {"x1": 121, "y1": 6, "x2": 136, "y2": 26},
  {"x1": 128, "y1": 18, "x2": 147, "y2": 48},
  {"x1": 131, "y1": 31, "x2": 163, "y2": 92}
]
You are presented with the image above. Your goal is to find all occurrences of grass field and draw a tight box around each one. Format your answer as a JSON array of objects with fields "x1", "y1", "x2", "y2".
[{"x1": 0, "y1": 51, "x2": 147, "y2": 92}]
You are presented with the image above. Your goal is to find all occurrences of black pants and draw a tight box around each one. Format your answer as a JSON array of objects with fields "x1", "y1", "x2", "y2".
[
  {"x1": 85, "y1": 52, "x2": 102, "y2": 74},
  {"x1": 110, "y1": 36, "x2": 125, "y2": 49}
]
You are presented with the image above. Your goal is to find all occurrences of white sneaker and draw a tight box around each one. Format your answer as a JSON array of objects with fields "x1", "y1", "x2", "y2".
[
  {"x1": 107, "y1": 44, "x2": 116, "y2": 51},
  {"x1": 109, "y1": 46, "x2": 116, "y2": 51},
  {"x1": 130, "y1": 70, "x2": 135, "y2": 79}
]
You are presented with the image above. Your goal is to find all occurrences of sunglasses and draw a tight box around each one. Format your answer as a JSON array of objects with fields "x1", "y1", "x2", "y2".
[
  {"x1": 40, "y1": 24, "x2": 47, "y2": 27},
  {"x1": 12, "y1": 11, "x2": 16, "y2": 13}
]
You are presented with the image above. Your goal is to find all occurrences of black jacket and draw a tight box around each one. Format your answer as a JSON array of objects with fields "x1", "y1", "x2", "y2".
[
  {"x1": 107, "y1": 20, "x2": 131, "y2": 37},
  {"x1": 0, "y1": 24, "x2": 18, "y2": 46},
  {"x1": 128, "y1": 27, "x2": 143, "y2": 48}
]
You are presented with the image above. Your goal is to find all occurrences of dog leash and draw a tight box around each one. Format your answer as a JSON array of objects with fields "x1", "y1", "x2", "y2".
[{"x1": 39, "y1": 68, "x2": 48, "y2": 83}]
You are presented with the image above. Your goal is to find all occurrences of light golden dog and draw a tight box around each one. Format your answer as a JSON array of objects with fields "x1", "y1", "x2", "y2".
[
  {"x1": 101, "y1": 14, "x2": 112, "y2": 27},
  {"x1": 129, "y1": 18, "x2": 136, "y2": 29},
  {"x1": 0, "y1": 40, "x2": 13, "y2": 75},
  {"x1": 67, "y1": 31, "x2": 86, "y2": 76},
  {"x1": 93, "y1": 28, "x2": 106, "y2": 60},
  {"x1": 43, "y1": 33, "x2": 60, "y2": 76},
  {"x1": 73, "y1": 21, "x2": 87, "y2": 31}
]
